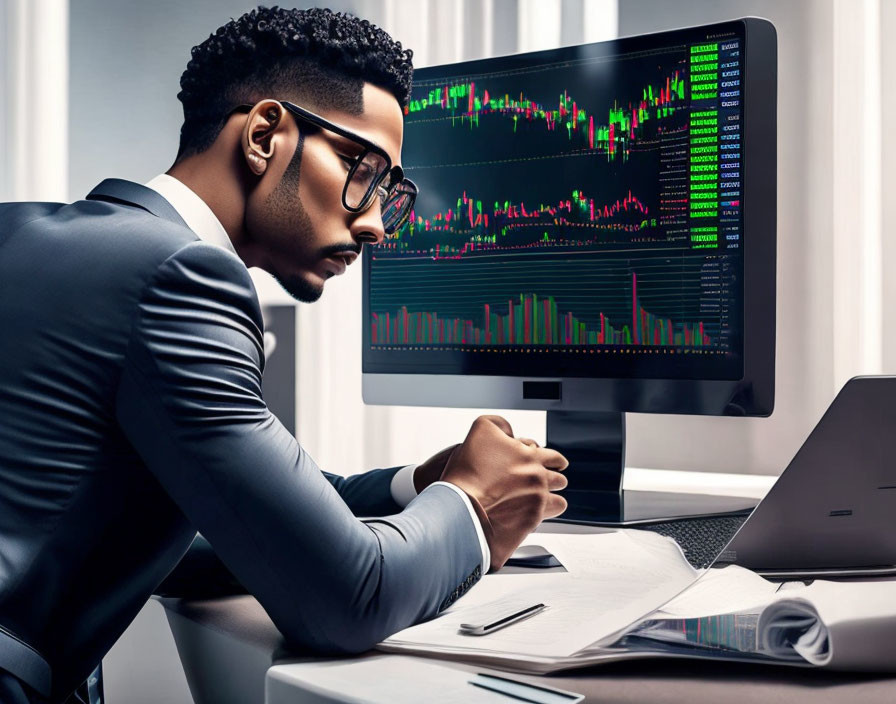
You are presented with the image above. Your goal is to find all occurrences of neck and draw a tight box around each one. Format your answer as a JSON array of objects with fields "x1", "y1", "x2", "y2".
[{"x1": 166, "y1": 144, "x2": 258, "y2": 265}]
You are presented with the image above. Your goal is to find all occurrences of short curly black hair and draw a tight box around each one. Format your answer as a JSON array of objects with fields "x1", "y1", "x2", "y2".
[{"x1": 175, "y1": 5, "x2": 414, "y2": 160}]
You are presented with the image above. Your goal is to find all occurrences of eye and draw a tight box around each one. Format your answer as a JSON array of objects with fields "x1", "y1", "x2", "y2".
[{"x1": 338, "y1": 154, "x2": 356, "y2": 170}]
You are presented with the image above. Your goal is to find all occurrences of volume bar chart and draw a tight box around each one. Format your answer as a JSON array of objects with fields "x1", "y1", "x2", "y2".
[{"x1": 371, "y1": 273, "x2": 713, "y2": 348}]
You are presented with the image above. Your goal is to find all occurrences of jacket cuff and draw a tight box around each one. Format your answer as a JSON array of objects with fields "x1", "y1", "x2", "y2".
[{"x1": 427, "y1": 481, "x2": 491, "y2": 574}]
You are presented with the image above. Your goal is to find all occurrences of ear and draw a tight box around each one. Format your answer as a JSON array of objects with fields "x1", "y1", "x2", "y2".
[{"x1": 242, "y1": 99, "x2": 286, "y2": 176}]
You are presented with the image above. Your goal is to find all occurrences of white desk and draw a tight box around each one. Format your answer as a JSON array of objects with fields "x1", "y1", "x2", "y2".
[{"x1": 158, "y1": 470, "x2": 896, "y2": 704}]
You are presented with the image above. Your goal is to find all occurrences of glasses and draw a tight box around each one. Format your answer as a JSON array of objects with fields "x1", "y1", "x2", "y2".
[{"x1": 232, "y1": 101, "x2": 417, "y2": 237}]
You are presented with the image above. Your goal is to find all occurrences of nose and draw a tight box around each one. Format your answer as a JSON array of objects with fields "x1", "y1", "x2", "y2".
[{"x1": 350, "y1": 196, "x2": 387, "y2": 247}]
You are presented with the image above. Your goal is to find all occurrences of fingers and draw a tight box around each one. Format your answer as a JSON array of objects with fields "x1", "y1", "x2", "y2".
[
  {"x1": 546, "y1": 469, "x2": 568, "y2": 492},
  {"x1": 535, "y1": 446, "x2": 569, "y2": 471},
  {"x1": 543, "y1": 493, "x2": 568, "y2": 520}
]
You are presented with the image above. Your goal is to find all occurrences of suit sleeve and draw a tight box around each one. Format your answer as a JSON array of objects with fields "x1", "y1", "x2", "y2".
[
  {"x1": 116, "y1": 242, "x2": 484, "y2": 653},
  {"x1": 318, "y1": 466, "x2": 403, "y2": 516}
]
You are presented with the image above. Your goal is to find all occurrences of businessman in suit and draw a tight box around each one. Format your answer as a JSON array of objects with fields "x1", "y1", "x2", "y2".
[{"x1": 0, "y1": 7, "x2": 569, "y2": 703}]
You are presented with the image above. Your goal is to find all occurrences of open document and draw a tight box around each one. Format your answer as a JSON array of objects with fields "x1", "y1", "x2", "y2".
[
  {"x1": 379, "y1": 529, "x2": 702, "y2": 672},
  {"x1": 378, "y1": 531, "x2": 896, "y2": 674}
]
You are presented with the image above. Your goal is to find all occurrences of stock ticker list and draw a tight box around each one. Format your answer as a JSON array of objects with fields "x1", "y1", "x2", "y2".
[{"x1": 368, "y1": 36, "x2": 743, "y2": 370}]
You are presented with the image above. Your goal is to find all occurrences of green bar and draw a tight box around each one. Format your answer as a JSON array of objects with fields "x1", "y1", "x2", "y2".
[{"x1": 532, "y1": 294, "x2": 539, "y2": 345}]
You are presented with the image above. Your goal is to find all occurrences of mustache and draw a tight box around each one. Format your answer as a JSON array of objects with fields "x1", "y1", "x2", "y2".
[{"x1": 319, "y1": 243, "x2": 361, "y2": 258}]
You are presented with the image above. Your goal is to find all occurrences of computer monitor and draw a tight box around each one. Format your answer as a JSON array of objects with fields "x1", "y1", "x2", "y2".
[{"x1": 362, "y1": 18, "x2": 777, "y2": 524}]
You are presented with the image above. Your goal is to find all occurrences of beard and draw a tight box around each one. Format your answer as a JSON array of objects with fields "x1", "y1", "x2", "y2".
[
  {"x1": 275, "y1": 272, "x2": 324, "y2": 303},
  {"x1": 261, "y1": 134, "x2": 324, "y2": 303}
]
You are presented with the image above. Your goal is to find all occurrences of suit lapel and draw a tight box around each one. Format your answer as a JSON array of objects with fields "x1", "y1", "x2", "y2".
[{"x1": 86, "y1": 178, "x2": 190, "y2": 230}]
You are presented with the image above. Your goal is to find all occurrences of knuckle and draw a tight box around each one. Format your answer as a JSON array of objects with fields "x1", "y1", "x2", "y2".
[
  {"x1": 525, "y1": 470, "x2": 546, "y2": 490},
  {"x1": 531, "y1": 492, "x2": 548, "y2": 514},
  {"x1": 520, "y1": 443, "x2": 538, "y2": 461}
]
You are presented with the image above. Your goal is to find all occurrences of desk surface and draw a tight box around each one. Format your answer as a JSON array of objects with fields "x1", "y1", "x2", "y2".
[
  {"x1": 159, "y1": 472, "x2": 896, "y2": 704},
  {"x1": 162, "y1": 585, "x2": 896, "y2": 704},
  {"x1": 269, "y1": 652, "x2": 896, "y2": 704}
]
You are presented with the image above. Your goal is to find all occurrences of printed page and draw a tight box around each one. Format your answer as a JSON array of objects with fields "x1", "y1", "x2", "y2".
[
  {"x1": 382, "y1": 529, "x2": 701, "y2": 660},
  {"x1": 654, "y1": 564, "x2": 783, "y2": 618}
]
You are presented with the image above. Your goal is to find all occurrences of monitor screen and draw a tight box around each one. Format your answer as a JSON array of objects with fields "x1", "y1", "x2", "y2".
[{"x1": 363, "y1": 18, "x2": 775, "y2": 416}]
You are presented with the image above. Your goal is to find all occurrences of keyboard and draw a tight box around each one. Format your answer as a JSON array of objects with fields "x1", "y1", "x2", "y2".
[{"x1": 639, "y1": 514, "x2": 749, "y2": 569}]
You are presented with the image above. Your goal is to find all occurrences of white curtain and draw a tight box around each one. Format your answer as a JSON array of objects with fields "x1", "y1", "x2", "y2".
[{"x1": 0, "y1": 0, "x2": 68, "y2": 202}]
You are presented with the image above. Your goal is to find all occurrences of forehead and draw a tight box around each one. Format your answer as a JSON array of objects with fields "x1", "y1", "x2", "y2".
[{"x1": 318, "y1": 83, "x2": 404, "y2": 167}]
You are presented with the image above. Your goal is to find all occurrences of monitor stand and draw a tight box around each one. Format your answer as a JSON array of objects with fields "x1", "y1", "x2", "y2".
[{"x1": 547, "y1": 410, "x2": 757, "y2": 526}]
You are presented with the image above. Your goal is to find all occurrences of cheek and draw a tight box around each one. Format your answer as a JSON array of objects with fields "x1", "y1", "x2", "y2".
[
  {"x1": 299, "y1": 150, "x2": 352, "y2": 219},
  {"x1": 244, "y1": 184, "x2": 283, "y2": 243}
]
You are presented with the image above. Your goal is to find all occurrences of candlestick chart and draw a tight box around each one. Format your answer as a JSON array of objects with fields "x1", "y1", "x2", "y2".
[
  {"x1": 368, "y1": 34, "x2": 743, "y2": 376},
  {"x1": 377, "y1": 188, "x2": 659, "y2": 258},
  {"x1": 406, "y1": 72, "x2": 685, "y2": 163}
]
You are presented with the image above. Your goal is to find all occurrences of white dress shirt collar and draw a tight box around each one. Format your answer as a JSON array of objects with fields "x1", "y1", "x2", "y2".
[{"x1": 144, "y1": 173, "x2": 236, "y2": 255}]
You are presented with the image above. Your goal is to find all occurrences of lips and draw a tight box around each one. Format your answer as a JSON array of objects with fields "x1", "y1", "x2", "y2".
[
  {"x1": 319, "y1": 250, "x2": 359, "y2": 279},
  {"x1": 332, "y1": 251, "x2": 358, "y2": 266}
]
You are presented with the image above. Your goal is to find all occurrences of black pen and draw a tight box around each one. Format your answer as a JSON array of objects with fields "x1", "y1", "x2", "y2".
[{"x1": 459, "y1": 603, "x2": 547, "y2": 636}]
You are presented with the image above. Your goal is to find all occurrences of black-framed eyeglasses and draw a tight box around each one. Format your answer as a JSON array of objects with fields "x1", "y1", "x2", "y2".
[{"x1": 231, "y1": 101, "x2": 417, "y2": 237}]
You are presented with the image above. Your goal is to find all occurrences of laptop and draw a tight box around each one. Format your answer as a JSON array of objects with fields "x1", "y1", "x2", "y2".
[{"x1": 719, "y1": 375, "x2": 896, "y2": 577}]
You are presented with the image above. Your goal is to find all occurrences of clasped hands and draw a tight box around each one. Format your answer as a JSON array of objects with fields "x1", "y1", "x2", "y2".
[{"x1": 414, "y1": 416, "x2": 569, "y2": 572}]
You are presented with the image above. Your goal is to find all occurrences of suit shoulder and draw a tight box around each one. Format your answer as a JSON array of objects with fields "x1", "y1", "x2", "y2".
[
  {"x1": 67, "y1": 197, "x2": 200, "y2": 264},
  {"x1": 1, "y1": 196, "x2": 255, "y2": 319},
  {"x1": 0, "y1": 200, "x2": 67, "y2": 242}
]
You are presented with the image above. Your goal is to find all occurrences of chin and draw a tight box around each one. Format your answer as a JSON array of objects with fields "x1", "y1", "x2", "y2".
[{"x1": 277, "y1": 273, "x2": 324, "y2": 303}]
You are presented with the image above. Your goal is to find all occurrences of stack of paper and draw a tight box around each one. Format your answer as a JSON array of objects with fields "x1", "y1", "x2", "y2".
[
  {"x1": 378, "y1": 530, "x2": 896, "y2": 673},
  {"x1": 627, "y1": 565, "x2": 896, "y2": 671}
]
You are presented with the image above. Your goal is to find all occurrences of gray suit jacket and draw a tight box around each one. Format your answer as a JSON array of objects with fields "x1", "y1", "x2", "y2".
[{"x1": 0, "y1": 179, "x2": 482, "y2": 702}]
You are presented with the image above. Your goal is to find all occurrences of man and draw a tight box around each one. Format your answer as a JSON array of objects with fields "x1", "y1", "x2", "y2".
[{"x1": 0, "y1": 7, "x2": 569, "y2": 703}]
